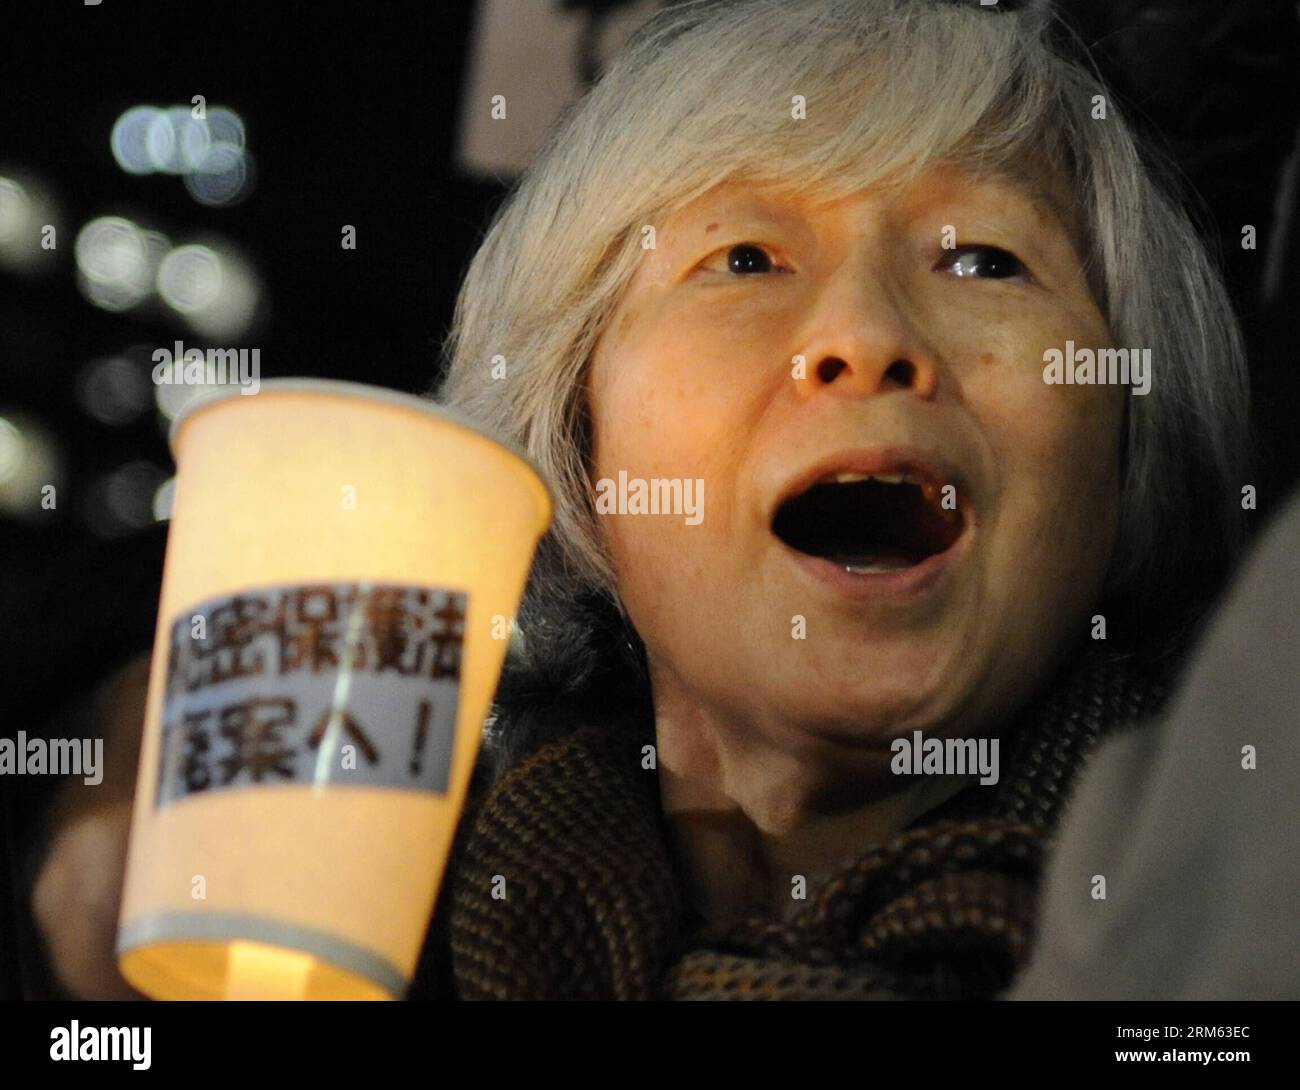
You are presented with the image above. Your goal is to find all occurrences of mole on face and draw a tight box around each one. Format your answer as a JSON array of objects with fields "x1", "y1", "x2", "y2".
[
  {"x1": 980, "y1": 352, "x2": 996, "y2": 368},
  {"x1": 617, "y1": 303, "x2": 642, "y2": 341},
  {"x1": 705, "y1": 222, "x2": 719, "y2": 234}
]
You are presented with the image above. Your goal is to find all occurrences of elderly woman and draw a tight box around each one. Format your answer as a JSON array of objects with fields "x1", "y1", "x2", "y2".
[
  {"x1": 429, "y1": 0, "x2": 1249, "y2": 1000},
  {"x1": 33, "y1": 0, "x2": 1249, "y2": 1001}
]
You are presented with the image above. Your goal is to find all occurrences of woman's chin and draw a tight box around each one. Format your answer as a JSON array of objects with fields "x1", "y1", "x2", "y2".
[{"x1": 763, "y1": 664, "x2": 978, "y2": 748}]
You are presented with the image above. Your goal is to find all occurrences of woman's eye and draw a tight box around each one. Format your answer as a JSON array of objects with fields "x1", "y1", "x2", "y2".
[
  {"x1": 937, "y1": 245, "x2": 1028, "y2": 281},
  {"x1": 725, "y1": 243, "x2": 777, "y2": 275}
]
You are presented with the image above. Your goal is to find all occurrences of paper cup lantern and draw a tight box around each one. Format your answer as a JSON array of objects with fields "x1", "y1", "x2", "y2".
[{"x1": 116, "y1": 379, "x2": 552, "y2": 999}]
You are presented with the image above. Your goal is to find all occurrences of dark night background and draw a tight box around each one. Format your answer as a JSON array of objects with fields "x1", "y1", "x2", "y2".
[{"x1": 1, "y1": 0, "x2": 1298, "y2": 998}]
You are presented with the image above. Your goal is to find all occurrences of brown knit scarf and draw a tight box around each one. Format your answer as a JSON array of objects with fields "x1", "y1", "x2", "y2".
[{"x1": 448, "y1": 644, "x2": 1171, "y2": 1000}]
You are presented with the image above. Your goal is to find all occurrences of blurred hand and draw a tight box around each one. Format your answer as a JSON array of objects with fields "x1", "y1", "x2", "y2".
[
  {"x1": 30, "y1": 653, "x2": 151, "y2": 1000},
  {"x1": 32, "y1": 799, "x2": 140, "y2": 999}
]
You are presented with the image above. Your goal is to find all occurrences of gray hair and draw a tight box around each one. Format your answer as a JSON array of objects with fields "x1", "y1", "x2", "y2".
[{"x1": 437, "y1": 0, "x2": 1251, "y2": 654}]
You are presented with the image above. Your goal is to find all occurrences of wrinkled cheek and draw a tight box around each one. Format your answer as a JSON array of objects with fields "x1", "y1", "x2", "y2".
[
  {"x1": 1060, "y1": 390, "x2": 1125, "y2": 555},
  {"x1": 601, "y1": 513, "x2": 720, "y2": 662},
  {"x1": 998, "y1": 402, "x2": 1122, "y2": 605}
]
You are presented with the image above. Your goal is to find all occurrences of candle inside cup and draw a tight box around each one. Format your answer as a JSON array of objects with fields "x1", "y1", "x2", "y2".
[
  {"x1": 116, "y1": 380, "x2": 552, "y2": 1000},
  {"x1": 224, "y1": 942, "x2": 315, "y2": 1001}
]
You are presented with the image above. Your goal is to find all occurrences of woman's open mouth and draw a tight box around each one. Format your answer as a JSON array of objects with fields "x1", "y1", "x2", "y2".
[{"x1": 770, "y1": 455, "x2": 972, "y2": 599}]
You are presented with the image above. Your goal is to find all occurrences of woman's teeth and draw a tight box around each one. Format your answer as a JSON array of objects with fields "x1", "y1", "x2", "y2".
[
  {"x1": 918, "y1": 481, "x2": 960, "y2": 524},
  {"x1": 822, "y1": 470, "x2": 911, "y2": 485},
  {"x1": 817, "y1": 470, "x2": 961, "y2": 525},
  {"x1": 832, "y1": 552, "x2": 917, "y2": 574}
]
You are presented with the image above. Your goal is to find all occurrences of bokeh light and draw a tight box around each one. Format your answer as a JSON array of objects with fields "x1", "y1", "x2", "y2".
[
  {"x1": 76, "y1": 355, "x2": 153, "y2": 426},
  {"x1": 79, "y1": 459, "x2": 169, "y2": 538},
  {"x1": 110, "y1": 106, "x2": 164, "y2": 175},
  {"x1": 0, "y1": 171, "x2": 62, "y2": 276},
  {"x1": 157, "y1": 241, "x2": 261, "y2": 338},
  {"x1": 205, "y1": 108, "x2": 246, "y2": 151},
  {"x1": 152, "y1": 349, "x2": 250, "y2": 424},
  {"x1": 74, "y1": 216, "x2": 170, "y2": 312},
  {"x1": 185, "y1": 144, "x2": 254, "y2": 208},
  {"x1": 146, "y1": 106, "x2": 199, "y2": 175},
  {"x1": 0, "y1": 411, "x2": 64, "y2": 523},
  {"x1": 153, "y1": 361, "x2": 218, "y2": 422},
  {"x1": 152, "y1": 475, "x2": 177, "y2": 522},
  {"x1": 111, "y1": 103, "x2": 253, "y2": 206},
  {"x1": 0, "y1": 417, "x2": 22, "y2": 482},
  {"x1": 156, "y1": 243, "x2": 222, "y2": 312}
]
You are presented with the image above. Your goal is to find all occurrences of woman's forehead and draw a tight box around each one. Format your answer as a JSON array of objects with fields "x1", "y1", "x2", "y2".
[{"x1": 662, "y1": 159, "x2": 1079, "y2": 238}]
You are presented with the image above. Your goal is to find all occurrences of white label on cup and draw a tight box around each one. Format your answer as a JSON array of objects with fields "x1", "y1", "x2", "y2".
[{"x1": 154, "y1": 582, "x2": 467, "y2": 807}]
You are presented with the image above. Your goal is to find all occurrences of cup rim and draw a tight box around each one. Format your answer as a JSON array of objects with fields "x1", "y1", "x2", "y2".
[{"x1": 169, "y1": 378, "x2": 553, "y2": 514}]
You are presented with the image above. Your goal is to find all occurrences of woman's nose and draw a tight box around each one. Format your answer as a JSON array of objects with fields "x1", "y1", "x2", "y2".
[{"x1": 792, "y1": 266, "x2": 940, "y2": 402}]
